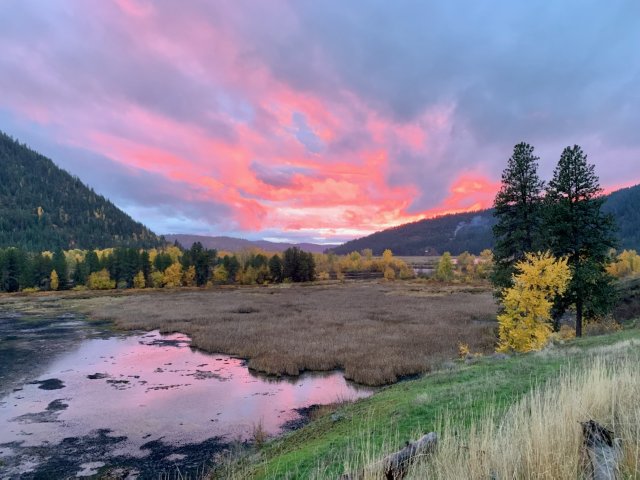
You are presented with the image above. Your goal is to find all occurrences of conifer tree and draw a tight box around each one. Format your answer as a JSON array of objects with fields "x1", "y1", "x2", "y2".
[
  {"x1": 85, "y1": 250, "x2": 101, "y2": 274},
  {"x1": 492, "y1": 142, "x2": 544, "y2": 293},
  {"x1": 544, "y1": 145, "x2": 617, "y2": 336},
  {"x1": 268, "y1": 254, "x2": 284, "y2": 283},
  {"x1": 52, "y1": 249, "x2": 68, "y2": 290},
  {"x1": 0, "y1": 248, "x2": 21, "y2": 292}
]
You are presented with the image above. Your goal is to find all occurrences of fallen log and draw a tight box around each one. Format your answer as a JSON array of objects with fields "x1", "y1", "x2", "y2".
[
  {"x1": 581, "y1": 420, "x2": 622, "y2": 480},
  {"x1": 339, "y1": 432, "x2": 438, "y2": 480}
]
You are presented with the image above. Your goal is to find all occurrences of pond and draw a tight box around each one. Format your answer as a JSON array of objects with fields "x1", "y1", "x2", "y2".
[{"x1": 0, "y1": 314, "x2": 374, "y2": 478}]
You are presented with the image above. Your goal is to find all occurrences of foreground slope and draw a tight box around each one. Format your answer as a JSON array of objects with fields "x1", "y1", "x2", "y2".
[
  {"x1": 224, "y1": 328, "x2": 639, "y2": 479},
  {"x1": 0, "y1": 132, "x2": 160, "y2": 250},
  {"x1": 332, "y1": 184, "x2": 640, "y2": 255}
]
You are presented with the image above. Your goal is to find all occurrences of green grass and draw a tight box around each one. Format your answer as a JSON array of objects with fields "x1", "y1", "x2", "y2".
[{"x1": 227, "y1": 328, "x2": 640, "y2": 479}]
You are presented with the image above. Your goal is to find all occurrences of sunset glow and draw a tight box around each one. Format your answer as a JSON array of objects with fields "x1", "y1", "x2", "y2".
[{"x1": 1, "y1": 1, "x2": 639, "y2": 242}]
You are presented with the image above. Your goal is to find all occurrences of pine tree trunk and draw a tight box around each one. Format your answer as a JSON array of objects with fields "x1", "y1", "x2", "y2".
[{"x1": 576, "y1": 296, "x2": 583, "y2": 337}]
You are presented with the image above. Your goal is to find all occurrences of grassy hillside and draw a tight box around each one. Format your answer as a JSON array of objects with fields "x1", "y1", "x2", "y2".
[
  {"x1": 0, "y1": 132, "x2": 160, "y2": 250},
  {"x1": 221, "y1": 327, "x2": 640, "y2": 479},
  {"x1": 332, "y1": 184, "x2": 640, "y2": 256}
]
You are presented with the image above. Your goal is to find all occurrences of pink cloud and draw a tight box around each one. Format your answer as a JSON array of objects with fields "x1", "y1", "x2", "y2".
[{"x1": 1, "y1": 0, "x2": 637, "y2": 241}]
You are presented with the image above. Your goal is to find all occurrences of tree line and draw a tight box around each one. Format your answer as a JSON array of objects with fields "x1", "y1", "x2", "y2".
[
  {"x1": 0, "y1": 243, "x2": 318, "y2": 292},
  {"x1": 0, "y1": 242, "x2": 426, "y2": 293}
]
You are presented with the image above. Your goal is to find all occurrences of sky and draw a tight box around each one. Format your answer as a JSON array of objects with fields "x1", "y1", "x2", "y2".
[{"x1": 1, "y1": 1, "x2": 639, "y2": 244}]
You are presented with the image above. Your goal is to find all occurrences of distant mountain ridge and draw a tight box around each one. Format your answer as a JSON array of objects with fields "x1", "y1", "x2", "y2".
[
  {"x1": 164, "y1": 234, "x2": 339, "y2": 254},
  {"x1": 331, "y1": 184, "x2": 640, "y2": 256},
  {"x1": 0, "y1": 131, "x2": 161, "y2": 251}
]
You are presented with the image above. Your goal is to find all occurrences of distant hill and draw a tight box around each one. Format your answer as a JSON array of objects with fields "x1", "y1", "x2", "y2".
[
  {"x1": 331, "y1": 210, "x2": 496, "y2": 256},
  {"x1": 332, "y1": 184, "x2": 640, "y2": 256},
  {"x1": 164, "y1": 234, "x2": 339, "y2": 254},
  {"x1": 602, "y1": 184, "x2": 640, "y2": 252},
  {"x1": 0, "y1": 131, "x2": 161, "y2": 251}
]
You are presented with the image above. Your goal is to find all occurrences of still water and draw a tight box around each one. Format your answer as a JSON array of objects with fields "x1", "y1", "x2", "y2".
[{"x1": 0, "y1": 316, "x2": 374, "y2": 478}]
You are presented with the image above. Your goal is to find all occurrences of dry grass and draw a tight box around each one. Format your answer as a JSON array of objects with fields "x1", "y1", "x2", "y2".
[
  {"x1": 333, "y1": 348, "x2": 640, "y2": 480},
  {"x1": 412, "y1": 355, "x2": 640, "y2": 479},
  {"x1": 252, "y1": 420, "x2": 268, "y2": 448},
  {"x1": 68, "y1": 281, "x2": 497, "y2": 385}
]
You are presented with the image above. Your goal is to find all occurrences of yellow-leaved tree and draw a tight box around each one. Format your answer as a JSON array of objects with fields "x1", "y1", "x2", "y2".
[
  {"x1": 212, "y1": 264, "x2": 228, "y2": 284},
  {"x1": 435, "y1": 252, "x2": 454, "y2": 281},
  {"x1": 133, "y1": 270, "x2": 146, "y2": 289},
  {"x1": 607, "y1": 249, "x2": 640, "y2": 278},
  {"x1": 150, "y1": 271, "x2": 164, "y2": 288},
  {"x1": 163, "y1": 263, "x2": 183, "y2": 288},
  {"x1": 50, "y1": 270, "x2": 59, "y2": 291},
  {"x1": 497, "y1": 252, "x2": 571, "y2": 353},
  {"x1": 182, "y1": 265, "x2": 196, "y2": 287},
  {"x1": 475, "y1": 249, "x2": 494, "y2": 279},
  {"x1": 383, "y1": 266, "x2": 396, "y2": 280}
]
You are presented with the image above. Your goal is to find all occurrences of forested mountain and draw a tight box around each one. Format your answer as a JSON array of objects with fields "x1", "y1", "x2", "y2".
[
  {"x1": 164, "y1": 234, "x2": 339, "y2": 254},
  {"x1": 331, "y1": 211, "x2": 497, "y2": 256},
  {"x1": 0, "y1": 132, "x2": 160, "y2": 250},
  {"x1": 602, "y1": 184, "x2": 640, "y2": 252},
  {"x1": 332, "y1": 184, "x2": 640, "y2": 256}
]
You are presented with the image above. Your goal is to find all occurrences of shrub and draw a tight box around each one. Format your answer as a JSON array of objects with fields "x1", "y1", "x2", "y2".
[
  {"x1": 584, "y1": 316, "x2": 623, "y2": 336},
  {"x1": 551, "y1": 324, "x2": 576, "y2": 341},
  {"x1": 435, "y1": 253, "x2": 454, "y2": 281},
  {"x1": 133, "y1": 271, "x2": 146, "y2": 289},
  {"x1": 399, "y1": 265, "x2": 415, "y2": 280},
  {"x1": 316, "y1": 271, "x2": 330, "y2": 281},
  {"x1": 150, "y1": 271, "x2": 164, "y2": 288},
  {"x1": 182, "y1": 265, "x2": 196, "y2": 287},
  {"x1": 213, "y1": 265, "x2": 229, "y2": 284},
  {"x1": 88, "y1": 269, "x2": 115, "y2": 290},
  {"x1": 384, "y1": 266, "x2": 396, "y2": 280}
]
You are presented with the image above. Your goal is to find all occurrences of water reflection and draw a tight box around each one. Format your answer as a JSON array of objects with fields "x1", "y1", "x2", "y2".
[{"x1": 0, "y1": 329, "x2": 374, "y2": 475}]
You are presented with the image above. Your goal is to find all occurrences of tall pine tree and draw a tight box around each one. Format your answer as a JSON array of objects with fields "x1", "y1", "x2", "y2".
[
  {"x1": 52, "y1": 249, "x2": 68, "y2": 290},
  {"x1": 491, "y1": 142, "x2": 544, "y2": 293},
  {"x1": 544, "y1": 145, "x2": 616, "y2": 336}
]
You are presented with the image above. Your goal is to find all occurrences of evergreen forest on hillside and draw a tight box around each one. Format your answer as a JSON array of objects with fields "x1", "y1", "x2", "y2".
[{"x1": 0, "y1": 132, "x2": 160, "y2": 251}]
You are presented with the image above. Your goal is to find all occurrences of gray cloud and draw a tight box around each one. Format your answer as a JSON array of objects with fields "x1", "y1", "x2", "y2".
[
  {"x1": 243, "y1": 0, "x2": 640, "y2": 149},
  {"x1": 250, "y1": 161, "x2": 315, "y2": 188},
  {"x1": 1, "y1": 0, "x2": 639, "y2": 240}
]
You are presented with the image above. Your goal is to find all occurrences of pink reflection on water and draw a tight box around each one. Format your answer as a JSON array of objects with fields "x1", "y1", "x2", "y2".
[{"x1": 0, "y1": 331, "x2": 374, "y2": 452}]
